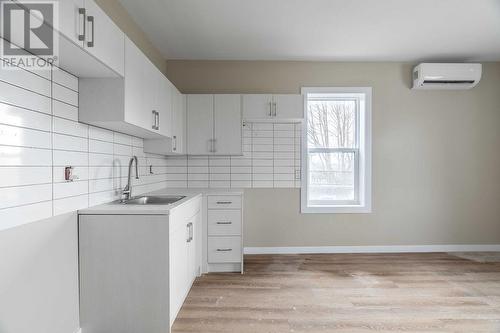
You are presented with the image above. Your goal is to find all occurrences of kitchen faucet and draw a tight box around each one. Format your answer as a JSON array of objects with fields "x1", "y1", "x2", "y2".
[{"x1": 122, "y1": 156, "x2": 139, "y2": 201}]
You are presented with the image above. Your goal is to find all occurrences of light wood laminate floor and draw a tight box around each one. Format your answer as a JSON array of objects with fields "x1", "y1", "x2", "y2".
[{"x1": 172, "y1": 253, "x2": 500, "y2": 332}]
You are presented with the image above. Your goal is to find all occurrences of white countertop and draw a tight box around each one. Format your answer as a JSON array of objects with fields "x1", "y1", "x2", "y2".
[{"x1": 78, "y1": 187, "x2": 244, "y2": 215}]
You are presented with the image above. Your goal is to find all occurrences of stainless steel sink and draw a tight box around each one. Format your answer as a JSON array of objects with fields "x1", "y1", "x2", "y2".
[{"x1": 115, "y1": 195, "x2": 186, "y2": 205}]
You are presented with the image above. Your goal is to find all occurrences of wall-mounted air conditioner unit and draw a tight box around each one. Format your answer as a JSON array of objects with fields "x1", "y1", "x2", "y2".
[{"x1": 412, "y1": 63, "x2": 482, "y2": 90}]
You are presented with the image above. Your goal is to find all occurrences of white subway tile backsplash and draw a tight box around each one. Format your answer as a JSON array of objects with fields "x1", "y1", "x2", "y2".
[
  {"x1": 53, "y1": 166, "x2": 89, "y2": 183},
  {"x1": 53, "y1": 133, "x2": 87, "y2": 152},
  {"x1": 113, "y1": 132, "x2": 132, "y2": 146},
  {"x1": 89, "y1": 139, "x2": 113, "y2": 154},
  {"x1": 53, "y1": 194, "x2": 88, "y2": 215},
  {"x1": 0, "y1": 166, "x2": 52, "y2": 187},
  {"x1": 53, "y1": 180, "x2": 88, "y2": 199},
  {"x1": 113, "y1": 143, "x2": 132, "y2": 156},
  {"x1": 53, "y1": 100, "x2": 78, "y2": 121},
  {"x1": 0, "y1": 81, "x2": 51, "y2": 114},
  {"x1": 163, "y1": 122, "x2": 302, "y2": 189},
  {"x1": 188, "y1": 166, "x2": 209, "y2": 174},
  {"x1": 0, "y1": 146, "x2": 52, "y2": 166},
  {"x1": 0, "y1": 103, "x2": 52, "y2": 131},
  {"x1": 0, "y1": 183, "x2": 52, "y2": 209},
  {"x1": 52, "y1": 83, "x2": 78, "y2": 106},
  {"x1": 231, "y1": 173, "x2": 251, "y2": 181},
  {"x1": 188, "y1": 173, "x2": 209, "y2": 181},
  {"x1": 0, "y1": 51, "x2": 170, "y2": 231},
  {"x1": 0, "y1": 66, "x2": 51, "y2": 96},
  {"x1": 210, "y1": 173, "x2": 230, "y2": 181},
  {"x1": 253, "y1": 174, "x2": 273, "y2": 181},
  {"x1": 89, "y1": 126, "x2": 114, "y2": 142},
  {"x1": 231, "y1": 180, "x2": 252, "y2": 188},
  {"x1": 230, "y1": 166, "x2": 252, "y2": 174},
  {"x1": 53, "y1": 150, "x2": 88, "y2": 166},
  {"x1": 89, "y1": 153, "x2": 113, "y2": 167},
  {"x1": 0, "y1": 201, "x2": 52, "y2": 230},
  {"x1": 52, "y1": 67, "x2": 78, "y2": 91},
  {"x1": 53, "y1": 117, "x2": 88, "y2": 138},
  {"x1": 253, "y1": 166, "x2": 273, "y2": 174},
  {"x1": 0, "y1": 124, "x2": 51, "y2": 149}
]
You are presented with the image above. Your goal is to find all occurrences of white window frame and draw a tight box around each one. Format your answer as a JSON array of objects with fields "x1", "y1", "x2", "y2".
[{"x1": 301, "y1": 87, "x2": 372, "y2": 214}]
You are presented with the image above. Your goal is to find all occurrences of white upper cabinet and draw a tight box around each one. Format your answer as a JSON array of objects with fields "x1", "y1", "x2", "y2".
[
  {"x1": 242, "y1": 94, "x2": 303, "y2": 120},
  {"x1": 80, "y1": 37, "x2": 173, "y2": 139},
  {"x1": 58, "y1": 0, "x2": 85, "y2": 47},
  {"x1": 187, "y1": 94, "x2": 242, "y2": 156},
  {"x1": 186, "y1": 95, "x2": 214, "y2": 155},
  {"x1": 83, "y1": 0, "x2": 125, "y2": 76},
  {"x1": 214, "y1": 95, "x2": 243, "y2": 155},
  {"x1": 171, "y1": 88, "x2": 186, "y2": 154},
  {"x1": 123, "y1": 37, "x2": 151, "y2": 132},
  {"x1": 242, "y1": 94, "x2": 273, "y2": 119},
  {"x1": 158, "y1": 78, "x2": 173, "y2": 138}
]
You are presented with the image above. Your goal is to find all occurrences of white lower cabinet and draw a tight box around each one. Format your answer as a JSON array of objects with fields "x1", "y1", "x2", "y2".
[
  {"x1": 78, "y1": 196, "x2": 201, "y2": 333},
  {"x1": 207, "y1": 194, "x2": 244, "y2": 273}
]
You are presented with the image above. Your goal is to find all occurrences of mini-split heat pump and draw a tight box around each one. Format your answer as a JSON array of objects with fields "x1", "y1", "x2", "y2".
[{"x1": 412, "y1": 63, "x2": 482, "y2": 90}]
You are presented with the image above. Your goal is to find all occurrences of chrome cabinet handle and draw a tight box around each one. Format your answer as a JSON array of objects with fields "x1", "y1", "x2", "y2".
[
  {"x1": 172, "y1": 136, "x2": 177, "y2": 151},
  {"x1": 152, "y1": 111, "x2": 156, "y2": 130},
  {"x1": 268, "y1": 102, "x2": 272, "y2": 117},
  {"x1": 216, "y1": 201, "x2": 232, "y2": 205},
  {"x1": 216, "y1": 248, "x2": 233, "y2": 252},
  {"x1": 87, "y1": 15, "x2": 95, "y2": 47},
  {"x1": 156, "y1": 111, "x2": 160, "y2": 130},
  {"x1": 78, "y1": 8, "x2": 86, "y2": 41},
  {"x1": 186, "y1": 222, "x2": 193, "y2": 242},
  {"x1": 273, "y1": 102, "x2": 277, "y2": 117},
  {"x1": 216, "y1": 221, "x2": 232, "y2": 225}
]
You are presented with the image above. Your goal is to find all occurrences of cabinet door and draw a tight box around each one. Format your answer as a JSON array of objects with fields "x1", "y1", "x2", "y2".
[
  {"x1": 172, "y1": 89, "x2": 186, "y2": 154},
  {"x1": 242, "y1": 94, "x2": 273, "y2": 119},
  {"x1": 214, "y1": 95, "x2": 242, "y2": 155},
  {"x1": 273, "y1": 94, "x2": 304, "y2": 119},
  {"x1": 188, "y1": 211, "x2": 201, "y2": 280},
  {"x1": 84, "y1": 0, "x2": 124, "y2": 76},
  {"x1": 57, "y1": 0, "x2": 85, "y2": 46},
  {"x1": 186, "y1": 95, "x2": 214, "y2": 155},
  {"x1": 169, "y1": 225, "x2": 189, "y2": 326},
  {"x1": 124, "y1": 38, "x2": 150, "y2": 131},
  {"x1": 157, "y1": 78, "x2": 173, "y2": 138}
]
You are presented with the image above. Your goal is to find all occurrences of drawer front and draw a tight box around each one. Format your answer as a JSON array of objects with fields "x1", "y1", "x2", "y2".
[
  {"x1": 208, "y1": 236, "x2": 242, "y2": 263},
  {"x1": 208, "y1": 210, "x2": 241, "y2": 236},
  {"x1": 207, "y1": 195, "x2": 242, "y2": 209}
]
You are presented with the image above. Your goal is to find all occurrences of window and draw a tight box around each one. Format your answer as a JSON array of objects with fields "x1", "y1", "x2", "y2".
[{"x1": 301, "y1": 87, "x2": 372, "y2": 213}]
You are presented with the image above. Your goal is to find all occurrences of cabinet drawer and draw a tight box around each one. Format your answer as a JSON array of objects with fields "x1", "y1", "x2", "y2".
[
  {"x1": 208, "y1": 236, "x2": 241, "y2": 263},
  {"x1": 208, "y1": 210, "x2": 241, "y2": 236},
  {"x1": 207, "y1": 195, "x2": 241, "y2": 209}
]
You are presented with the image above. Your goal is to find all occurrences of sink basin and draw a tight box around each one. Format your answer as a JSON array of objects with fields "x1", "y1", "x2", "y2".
[{"x1": 115, "y1": 195, "x2": 186, "y2": 205}]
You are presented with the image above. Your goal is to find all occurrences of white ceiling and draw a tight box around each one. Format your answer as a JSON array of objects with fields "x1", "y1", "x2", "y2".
[{"x1": 118, "y1": 0, "x2": 500, "y2": 62}]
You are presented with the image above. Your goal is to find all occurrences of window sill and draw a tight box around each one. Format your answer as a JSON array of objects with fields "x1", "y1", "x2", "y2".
[{"x1": 301, "y1": 205, "x2": 372, "y2": 214}]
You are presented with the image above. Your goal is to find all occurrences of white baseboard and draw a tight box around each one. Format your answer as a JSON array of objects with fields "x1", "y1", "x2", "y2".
[
  {"x1": 244, "y1": 244, "x2": 500, "y2": 255},
  {"x1": 73, "y1": 328, "x2": 82, "y2": 333}
]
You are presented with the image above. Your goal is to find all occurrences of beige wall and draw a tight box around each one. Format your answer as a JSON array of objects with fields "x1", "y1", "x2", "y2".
[
  {"x1": 166, "y1": 60, "x2": 500, "y2": 246},
  {"x1": 95, "y1": 0, "x2": 166, "y2": 74}
]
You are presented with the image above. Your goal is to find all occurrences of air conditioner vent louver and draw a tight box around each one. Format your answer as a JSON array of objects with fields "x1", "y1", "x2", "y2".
[
  {"x1": 423, "y1": 80, "x2": 476, "y2": 84},
  {"x1": 412, "y1": 63, "x2": 482, "y2": 90}
]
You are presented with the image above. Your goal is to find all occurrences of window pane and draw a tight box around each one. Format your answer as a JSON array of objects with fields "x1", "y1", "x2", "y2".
[
  {"x1": 308, "y1": 152, "x2": 356, "y2": 202},
  {"x1": 307, "y1": 99, "x2": 357, "y2": 149}
]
